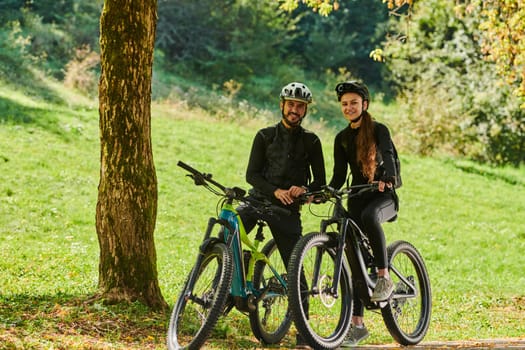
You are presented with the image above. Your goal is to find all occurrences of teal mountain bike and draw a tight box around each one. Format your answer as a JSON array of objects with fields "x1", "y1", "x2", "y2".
[
  {"x1": 167, "y1": 161, "x2": 292, "y2": 350},
  {"x1": 287, "y1": 184, "x2": 432, "y2": 349}
]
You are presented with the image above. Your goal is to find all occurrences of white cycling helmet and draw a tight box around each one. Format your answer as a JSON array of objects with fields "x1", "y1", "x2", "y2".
[{"x1": 280, "y1": 82, "x2": 313, "y2": 104}]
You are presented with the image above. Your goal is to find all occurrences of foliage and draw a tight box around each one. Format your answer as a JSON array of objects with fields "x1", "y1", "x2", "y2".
[
  {"x1": 156, "y1": 0, "x2": 298, "y2": 99},
  {"x1": 463, "y1": 0, "x2": 525, "y2": 107},
  {"x1": 0, "y1": 0, "x2": 26, "y2": 23},
  {"x1": 63, "y1": 46, "x2": 100, "y2": 97},
  {"x1": 0, "y1": 21, "x2": 35, "y2": 79},
  {"x1": 154, "y1": 0, "x2": 396, "y2": 105},
  {"x1": 19, "y1": 8, "x2": 76, "y2": 77},
  {"x1": 382, "y1": 0, "x2": 525, "y2": 166},
  {"x1": 0, "y1": 0, "x2": 102, "y2": 79},
  {"x1": 286, "y1": 0, "x2": 390, "y2": 85},
  {"x1": 279, "y1": 0, "x2": 413, "y2": 16}
]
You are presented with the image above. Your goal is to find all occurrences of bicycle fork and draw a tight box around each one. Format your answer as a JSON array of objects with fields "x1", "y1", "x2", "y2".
[
  {"x1": 179, "y1": 217, "x2": 224, "y2": 307},
  {"x1": 314, "y1": 218, "x2": 349, "y2": 299}
]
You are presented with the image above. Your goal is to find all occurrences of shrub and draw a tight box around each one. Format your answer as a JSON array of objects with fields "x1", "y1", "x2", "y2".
[
  {"x1": 0, "y1": 22, "x2": 34, "y2": 79},
  {"x1": 63, "y1": 46, "x2": 100, "y2": 97}
]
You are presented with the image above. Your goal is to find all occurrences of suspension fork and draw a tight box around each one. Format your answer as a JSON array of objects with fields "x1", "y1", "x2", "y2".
[
  {"x1": 314, "y1": 218, "x2": 349, "y2": 298},
  {"x1": 183, "y1": 217, "x2": 223, "y2": 296}
]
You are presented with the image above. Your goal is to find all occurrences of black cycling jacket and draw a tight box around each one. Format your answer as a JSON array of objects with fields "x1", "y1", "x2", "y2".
[
  {"x1": 329, "y1": 121, "x2": 397, "y2": 188},
  {"x1": 246, "y1": 121, "x2": 326, "y2": 204}
]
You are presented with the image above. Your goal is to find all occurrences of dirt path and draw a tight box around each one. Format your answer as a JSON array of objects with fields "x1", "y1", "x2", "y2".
[{"x1": 350, "y1": 338, "x2": 525, "y2": 349}]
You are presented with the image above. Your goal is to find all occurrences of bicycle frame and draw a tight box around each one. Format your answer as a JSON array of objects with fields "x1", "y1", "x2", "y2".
[
  {"x1": 202, "y1": 198, "x2": 287, "y2": 302},
  {"x1": 318, "y1": 211, "x2": 373, "y2": 303},
  {"x1": 309, "y1": 186, "x2": 390, "y2": 309},
  {"x1": 321, "y1": 189, "x2": 421, "y2": 310}
]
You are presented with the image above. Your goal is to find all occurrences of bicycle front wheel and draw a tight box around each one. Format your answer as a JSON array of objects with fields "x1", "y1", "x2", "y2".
[
  {"x1": 249, "y1": 238, "x2": 292, "y2": 344},
  {"x1": 167, "y1": 241, "x2": 233, "y2": 350},
  {"x1": 382, "y1": 240, "x2": 432, "y2": 345},
  {"x1": 288, "y1": 232, "x2": 353, "y2": 350}
]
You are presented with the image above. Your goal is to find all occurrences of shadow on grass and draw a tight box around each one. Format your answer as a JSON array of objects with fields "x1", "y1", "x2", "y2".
[
  {"x1": 451, "y1": 160, "x2": 525, "y2": 186},
  {"x1": 0, "y1": 95, "x2": 65, "y2": 132},
  {"x1": 0, "y1": 293, "x2": 287, "y2": 349},
  {"x1": 0, "y1": 293, "x2": 167, "y2": 349},
  {"x1": 0, "y1": 64, "x2": 66, "y2": 106}
]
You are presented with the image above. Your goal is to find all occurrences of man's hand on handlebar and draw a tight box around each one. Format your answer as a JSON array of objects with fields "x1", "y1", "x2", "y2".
[
  {"x1": 289, "y1": 185, "x2": 307, "y2": 199},
  {"x1": 274, "y1": 185, "x2": 307, "y2": 205}
]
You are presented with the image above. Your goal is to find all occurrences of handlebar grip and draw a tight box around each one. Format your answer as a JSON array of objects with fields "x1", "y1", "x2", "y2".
[
  {"x1": 298, "y1": 190, "x2": 331, "y2": 204},
  {"x1": 178, "y1": 160, "x2": 208, "y2": 186},
  {"x1": 177, "y1": 160, "x2": 198, "y2": 175}
]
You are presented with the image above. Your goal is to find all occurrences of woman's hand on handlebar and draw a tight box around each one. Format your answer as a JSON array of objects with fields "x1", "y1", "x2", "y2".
[{"x1": 377, "y1": 180, "x2": 393, "y2": 192}]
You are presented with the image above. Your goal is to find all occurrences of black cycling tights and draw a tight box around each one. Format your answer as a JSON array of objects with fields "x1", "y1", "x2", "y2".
[
  {"x1": 348, "y1": 191, "x2": 397, "y2": 317},
  {"x1": 348, "y1": 191, "x2": 397, "y2": 269}
]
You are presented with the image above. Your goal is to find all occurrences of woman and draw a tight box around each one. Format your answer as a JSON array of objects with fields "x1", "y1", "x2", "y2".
[{"x1": 328, "y1": 81, "x2": 399, "y2": 347}]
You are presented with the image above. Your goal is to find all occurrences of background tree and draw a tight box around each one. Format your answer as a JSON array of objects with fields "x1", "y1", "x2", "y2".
[
  {"x1": 156, "y1": 0, "x2": 300, "y2": 105},
  {"x1": 96, "y1": 0, "x2": 167, "y2": 309},
  {"x1": 467, "y1": 0, "x2": 525, "y2": 107},
  {"x1": 382, "y1": 0, "x2": 524, "y2": 165},
  {"x1": 288, "y1": 0, "x2": 389, "y2": 85}
]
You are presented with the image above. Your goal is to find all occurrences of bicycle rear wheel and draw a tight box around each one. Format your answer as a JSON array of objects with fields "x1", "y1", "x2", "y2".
[
  {"x1": 288, "y1": 232, "x2": 353, "y2": 350},
  {"x1": 249, "y1": 238, "x2": 292, "y2": 344},
  {"x1": 167, "y1": 241, "x2": 233, "y2": 350},
  {"x1": 382, "y1": 240, "x2": 432, "y2": 345}
]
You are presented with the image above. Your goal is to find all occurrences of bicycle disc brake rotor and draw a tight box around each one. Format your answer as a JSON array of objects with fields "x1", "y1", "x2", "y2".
[{"x1": 318, "y1": 274, "x2": 336, "y2": 307}]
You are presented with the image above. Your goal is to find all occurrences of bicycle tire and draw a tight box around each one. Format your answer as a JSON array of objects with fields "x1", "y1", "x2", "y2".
[
  {"x1": 167, "y1": 241, "x2": 233, "y2": 350},
  {"x1": 288, "y1": 232, "x2": 353, "y2": 350},
  {"x1": 382, "y1": 240, "x2": 432, "y2": 345}
]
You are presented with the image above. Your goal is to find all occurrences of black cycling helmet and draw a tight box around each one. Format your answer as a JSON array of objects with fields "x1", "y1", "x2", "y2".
[
  {"x1": 335, "y1": 81, "x2": 370, "y2": 102},
  {"x1": 280, "y1": 82, "x2": 313, "y2": 104}
]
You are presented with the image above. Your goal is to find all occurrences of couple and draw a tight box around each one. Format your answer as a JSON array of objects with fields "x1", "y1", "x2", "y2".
[{"x1": 238, "y1": 81, "x2": 399, "y2": 349}]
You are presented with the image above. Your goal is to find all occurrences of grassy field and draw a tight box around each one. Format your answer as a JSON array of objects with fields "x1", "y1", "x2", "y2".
[{"x1": 1, "y1": 79, "x2": 524, "y2": 349}]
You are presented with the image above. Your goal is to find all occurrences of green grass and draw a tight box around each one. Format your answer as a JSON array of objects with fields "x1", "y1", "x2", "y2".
[{"x1": 1, "y1": 76, "x2": 524, "y2": 349}]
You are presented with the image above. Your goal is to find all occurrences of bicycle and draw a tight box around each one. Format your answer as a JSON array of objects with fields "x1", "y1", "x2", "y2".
[
  {"x1": 287, "y1": 184, "x2": 432, "y2": 349},
  {"x1": 167, "y1": 161, "x2": 292, "y2": 350}
]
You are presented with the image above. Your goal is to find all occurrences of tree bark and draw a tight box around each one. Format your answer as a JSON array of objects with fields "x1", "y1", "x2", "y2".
[{"x1": 96, "y1": 0, "x2": 167, "y2": 310}]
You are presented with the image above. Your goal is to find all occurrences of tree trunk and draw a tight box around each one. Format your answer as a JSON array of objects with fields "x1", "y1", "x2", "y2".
[{"x1": 96, "y1": 0, "x2": 167, "y2": 310}]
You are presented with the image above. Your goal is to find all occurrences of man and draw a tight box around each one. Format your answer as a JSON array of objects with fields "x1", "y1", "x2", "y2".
[{"x1": 239, "y1": 82, "x2": 326, "y2": 349}]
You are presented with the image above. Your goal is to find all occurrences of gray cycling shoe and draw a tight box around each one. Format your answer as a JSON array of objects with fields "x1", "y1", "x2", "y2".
[
  {"x1": 340, "y1": 324, "x2": 369, "y2": 347},
  {"x1": 371, "y1": 276, "x2": 394, "y2": 302}
]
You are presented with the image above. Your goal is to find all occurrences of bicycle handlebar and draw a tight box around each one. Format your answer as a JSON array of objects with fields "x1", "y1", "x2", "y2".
[
  {"x1": 178, "y1": 160, "x2": 290, "y2": 216},
  {"x1": 243, "y1": 196, "x2": 292, "y2": 217},
  {"x1": 299, "y1": 183, "x2": 380, "y2": 204},
  {"x1": 178, "y1": 160, "x2": 246, "y2": 198}
]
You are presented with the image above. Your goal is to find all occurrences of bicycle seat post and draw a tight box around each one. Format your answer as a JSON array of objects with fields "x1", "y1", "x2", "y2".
[{"x1": 255, "y1": 220, "x2": 265, "y2": 242}]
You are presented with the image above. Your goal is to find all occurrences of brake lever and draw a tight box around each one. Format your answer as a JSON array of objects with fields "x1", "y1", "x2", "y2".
[{"x1": 188, "y1": 173, "x2": 207, "y2": 186}]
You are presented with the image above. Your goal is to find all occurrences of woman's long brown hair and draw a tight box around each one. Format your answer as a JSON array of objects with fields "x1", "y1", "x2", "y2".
[{"x1": 356, "y1": 111, "x2": 376, "y2": 182}]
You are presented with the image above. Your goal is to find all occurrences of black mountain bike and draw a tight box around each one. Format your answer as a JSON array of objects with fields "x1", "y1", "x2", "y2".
[
  {"x1": 287, "y1": 184, "x2": 432, "y2": 349},
  {"x1": 167, "y1": 161, "x2": 292, "y2": 350}
]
